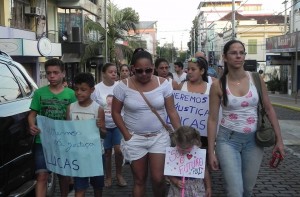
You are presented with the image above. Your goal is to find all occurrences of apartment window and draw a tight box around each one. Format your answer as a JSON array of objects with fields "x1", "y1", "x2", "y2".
[
  {"x1": 10, "y1": 0, "x2": 31, "y2": 30},
  {"x1": 248, "y1": 39, "x2": 257, "y2": 54}
]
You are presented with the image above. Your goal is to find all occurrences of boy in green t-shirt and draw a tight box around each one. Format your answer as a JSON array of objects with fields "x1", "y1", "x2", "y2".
[{"x1": 28, "y1": 58, "x2": 76, "y2": 197}]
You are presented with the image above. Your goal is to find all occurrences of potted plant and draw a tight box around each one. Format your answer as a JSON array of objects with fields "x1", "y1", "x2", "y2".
[{"x1": 266, "y1": 77, "x2": 280, "y2": 93}]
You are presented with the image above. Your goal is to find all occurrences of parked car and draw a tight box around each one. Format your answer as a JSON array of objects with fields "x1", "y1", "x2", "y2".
[{"x1": 0, "y1": 51, "x2": 56, "y2": 197}]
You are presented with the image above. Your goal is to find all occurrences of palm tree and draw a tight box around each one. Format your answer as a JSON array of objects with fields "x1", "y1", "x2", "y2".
[
  {"x1": 81, "y1": 1, "x2": 139, "y2": 65},
  {"x1": 107, "y1": 3, "x2": 139, "y2": 63}
]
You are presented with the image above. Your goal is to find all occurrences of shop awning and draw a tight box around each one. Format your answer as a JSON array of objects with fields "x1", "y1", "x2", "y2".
[{"x1": 61, "y1": 53, "x2": 80, "y2": 63}]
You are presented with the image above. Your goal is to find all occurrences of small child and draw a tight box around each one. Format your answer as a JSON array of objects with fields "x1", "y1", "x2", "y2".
[
  {"x1": 167, "y1": 126, "x2": 212, "y2": 197},
  {"x1": 66, "y1": 73, "x2": 106, "y2": 197}
]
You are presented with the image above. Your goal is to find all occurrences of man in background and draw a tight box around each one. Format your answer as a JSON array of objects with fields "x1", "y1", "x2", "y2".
[
  {"x1": 172, "y1": 61, "x2": 187, "y2": 84},
  {"x1": 194, "y1": 51, "x2": 218, "y2": 78}
]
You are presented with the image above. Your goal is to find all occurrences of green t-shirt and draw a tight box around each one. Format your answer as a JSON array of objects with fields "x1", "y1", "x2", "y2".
[{"x1": 30, "y1": 86, "x2": 76, "y2": 143}]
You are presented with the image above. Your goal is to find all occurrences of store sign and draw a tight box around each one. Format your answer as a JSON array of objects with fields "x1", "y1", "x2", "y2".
[
  {"x1": 266, "y1": 55, "x2": 292, "y2": 66},
  {"x1": 266, "y1": 32, "x2": 300, "y2": 53}
]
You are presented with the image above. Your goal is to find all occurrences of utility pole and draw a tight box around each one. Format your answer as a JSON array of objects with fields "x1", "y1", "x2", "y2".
[
  {"x1": 171, "y1": 36, "x2": 174, "y2": 63},
  {"x1": 104, "y1": 0, "x2": 108, "y2": 63},
  {"x1": 232, "y1": 0, "x2": 236, "y2": 40},
  {"x1": 193, "y1": 28, "x2": 196, "y2": 53},
  {"x1": 283, "y1": 0, "x2": 288, "y2": 34}
]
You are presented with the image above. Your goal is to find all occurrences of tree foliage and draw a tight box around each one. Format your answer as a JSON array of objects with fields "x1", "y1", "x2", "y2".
[{"x1": 81, "y1": 1, "x2": 139, "y2": 65}]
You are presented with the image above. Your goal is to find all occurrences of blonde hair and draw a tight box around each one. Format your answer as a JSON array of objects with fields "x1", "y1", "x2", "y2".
[{"x1": 171, "y1": 126, "x2": 202, "y2": 148}]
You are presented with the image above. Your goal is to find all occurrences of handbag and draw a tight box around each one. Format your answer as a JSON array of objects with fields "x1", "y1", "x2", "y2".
[
  {"x1": 131, "y1": 78, "x2": 175, "y2": 135},
  {"x1": 252, "y1": 72, "x2": 276, "y2": 147}
]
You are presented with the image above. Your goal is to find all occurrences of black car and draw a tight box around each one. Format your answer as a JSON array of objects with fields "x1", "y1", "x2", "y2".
[{"x1": 0, "y1": 51, "x2": 55, "y2": 197}]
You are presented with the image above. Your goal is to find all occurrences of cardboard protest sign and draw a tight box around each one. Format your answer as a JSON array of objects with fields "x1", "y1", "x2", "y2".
[
  {"x1": 164, "y1": 146, "x2": 206, "y2": 178},
  {"x1": 167, "y1": 90, "x2": 209, "y2": 136},
  {"x1": 37, "y1": 115, "x2": 103, "y2": 177}
]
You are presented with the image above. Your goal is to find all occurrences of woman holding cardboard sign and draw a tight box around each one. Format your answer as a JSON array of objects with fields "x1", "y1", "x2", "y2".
[{"x1": 179, "y1": 56, "x2": 212, "y2": 148}]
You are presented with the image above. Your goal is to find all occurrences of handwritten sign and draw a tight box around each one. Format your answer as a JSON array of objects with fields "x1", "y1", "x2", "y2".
[
  {"x1": 167, "y1": 90, "x2": 209, "y2": 136},
  {"x1": 37, "y1": 115, "x2": 103, "y2": 177},
  {"x1": 164, "y1": 146, "x2": 206, "y2": 178}
]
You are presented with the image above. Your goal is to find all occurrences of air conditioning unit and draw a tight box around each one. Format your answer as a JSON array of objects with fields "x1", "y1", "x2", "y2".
[{"x1": 25, "y1": 6, "x2": 41, "y2": 16}]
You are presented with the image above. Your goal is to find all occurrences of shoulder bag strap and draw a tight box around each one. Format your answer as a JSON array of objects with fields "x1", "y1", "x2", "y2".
[
  {"x1": 130, "y1": 78, "x2": 172, "y2": 132},
  {"x1": 251, "y1": 72, "x2": 267, "y2": 117}
]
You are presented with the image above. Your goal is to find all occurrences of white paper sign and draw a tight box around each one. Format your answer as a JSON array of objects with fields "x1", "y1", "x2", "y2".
[
  {"x1": 164, "y1": 146, "x2": 206, "y2": 178},
  {"x1": 167, "y1": 90, "x2": 209, "y2": 137}
]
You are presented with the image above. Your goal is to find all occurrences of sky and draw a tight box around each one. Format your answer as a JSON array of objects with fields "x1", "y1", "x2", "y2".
[{"x1": 112, "y1": 0, "x2": 286, "y2": 50}]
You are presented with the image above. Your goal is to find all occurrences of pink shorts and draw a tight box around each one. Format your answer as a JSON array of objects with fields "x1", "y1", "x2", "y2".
[{"x1": 121, "y1": 129, "x2": 170, "y2": 162}]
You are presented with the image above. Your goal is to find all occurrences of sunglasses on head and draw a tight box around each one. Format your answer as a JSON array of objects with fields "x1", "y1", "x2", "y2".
[
  {"x1": 188, "y1": 57, "x2": 208, "y2": 66},
  {"x1": 134, "y1": 68, "x2": 153, "y2": 74},
  {"x1": 188, "y1": 57, "x2": 202, "y2": 63}
]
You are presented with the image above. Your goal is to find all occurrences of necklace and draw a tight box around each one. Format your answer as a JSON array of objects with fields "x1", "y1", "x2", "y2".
[{"x1": 229, "y1": 73, "x2": 246, "y2": 86}]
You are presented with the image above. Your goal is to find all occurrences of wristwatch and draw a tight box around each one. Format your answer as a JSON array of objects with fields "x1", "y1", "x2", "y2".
[{"x1": 37, "y1": 37, "x2": 52, "y2": 57}]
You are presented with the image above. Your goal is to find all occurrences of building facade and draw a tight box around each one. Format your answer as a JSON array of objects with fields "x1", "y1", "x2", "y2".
[{"x1": 0, "y1": 0, "x2": 104, "y2": 87}]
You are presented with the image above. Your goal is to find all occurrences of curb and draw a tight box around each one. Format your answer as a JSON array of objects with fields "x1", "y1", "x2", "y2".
[{"x1": 272, "y1": 102, "x2": 300, "y2": 112}]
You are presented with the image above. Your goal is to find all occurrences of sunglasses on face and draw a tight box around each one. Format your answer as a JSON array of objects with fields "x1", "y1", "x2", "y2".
[{"x1": 134, "y1": 68, "x2": 153, "y2": 74}]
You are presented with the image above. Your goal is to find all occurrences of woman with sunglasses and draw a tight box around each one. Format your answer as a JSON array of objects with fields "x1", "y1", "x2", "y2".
[
  {"x1": 207, "y1": 40, "x2": 285, "y2": 197},
  {"x1": 179, "y1": 56, "x2": 211, "y2": 148},
  {"x1": 112, "y1": 49, "x2": 181, "y2": 197},
  {"x1": 92, "y1": 62, "x2": 127, "y2": 188}
]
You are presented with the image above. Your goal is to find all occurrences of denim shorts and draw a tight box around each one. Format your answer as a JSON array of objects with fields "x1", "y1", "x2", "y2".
[
  {"x1": 74, "y1": 155, "x2": 105, "y2": 190},
  {"x1": 104, "y1": 127, "x2": 122, "y2": 149},
  {"x1": 34, "y1": 143, "x2": 50, "y2": 174},
  {"x1": 121, "y1": 128, "x2": 170, "y2": 162}
]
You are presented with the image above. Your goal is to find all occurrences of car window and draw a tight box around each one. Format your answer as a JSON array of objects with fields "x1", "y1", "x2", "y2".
[
  {"x1": 0, "y1": 63, "x2": 22, "y2": 102},
  {"x1": 10, "y1": 65, "x2": 32, "y2": 96}
]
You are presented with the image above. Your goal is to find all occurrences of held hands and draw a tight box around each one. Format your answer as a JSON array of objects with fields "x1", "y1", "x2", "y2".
[{"x1": 29, "y1": 125, "x2": 40, "y2": 136}]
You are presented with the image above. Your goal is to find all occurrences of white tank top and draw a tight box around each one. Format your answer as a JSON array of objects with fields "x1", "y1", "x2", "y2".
[
  {"x1": 220, "y1": 72, "x2": 259, "y2": 133},
  {"x1": 180, "y1": 81, "x2": 211, "y2": 95}
]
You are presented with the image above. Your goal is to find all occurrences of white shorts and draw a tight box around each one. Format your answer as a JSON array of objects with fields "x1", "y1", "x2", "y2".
[{"x1": 121, "y1": 129, "x2": 170, "y2": 162}]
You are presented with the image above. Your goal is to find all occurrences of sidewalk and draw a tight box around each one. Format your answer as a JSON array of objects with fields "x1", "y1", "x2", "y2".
[{"x1": 268, "y1": 93, "x2": 300, "y2": 112}]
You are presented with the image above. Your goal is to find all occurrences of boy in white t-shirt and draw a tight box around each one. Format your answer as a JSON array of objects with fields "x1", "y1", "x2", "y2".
[{"x1": 66, "y1": 73, "x2": 106, "y2": 197}]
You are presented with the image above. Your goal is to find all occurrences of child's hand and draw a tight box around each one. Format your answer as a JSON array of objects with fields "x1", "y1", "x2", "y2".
[
  {"x1": 100, "y1": 130, "x2": 107, "y2": 139},
  {"x1": 29, "y1": 125, "x2": 40, "y2": 136},
  {"x1": 169, "y1": 177, "x2": 184, "y2": 189},
  {"x1": 96, "y1": 119, "x2": 102, "y2": 128},
  {"x1": 171, "y1": 179, "x2": 184, "y2": 189},
  {"x1": 176, "y1": 180, "x2": 184, "y2": 189}
]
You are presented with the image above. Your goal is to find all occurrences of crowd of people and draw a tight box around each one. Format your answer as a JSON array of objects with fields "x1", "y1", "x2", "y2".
[{"x1": 28, "y1": 39, "x2": 285, "y2": 197}]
